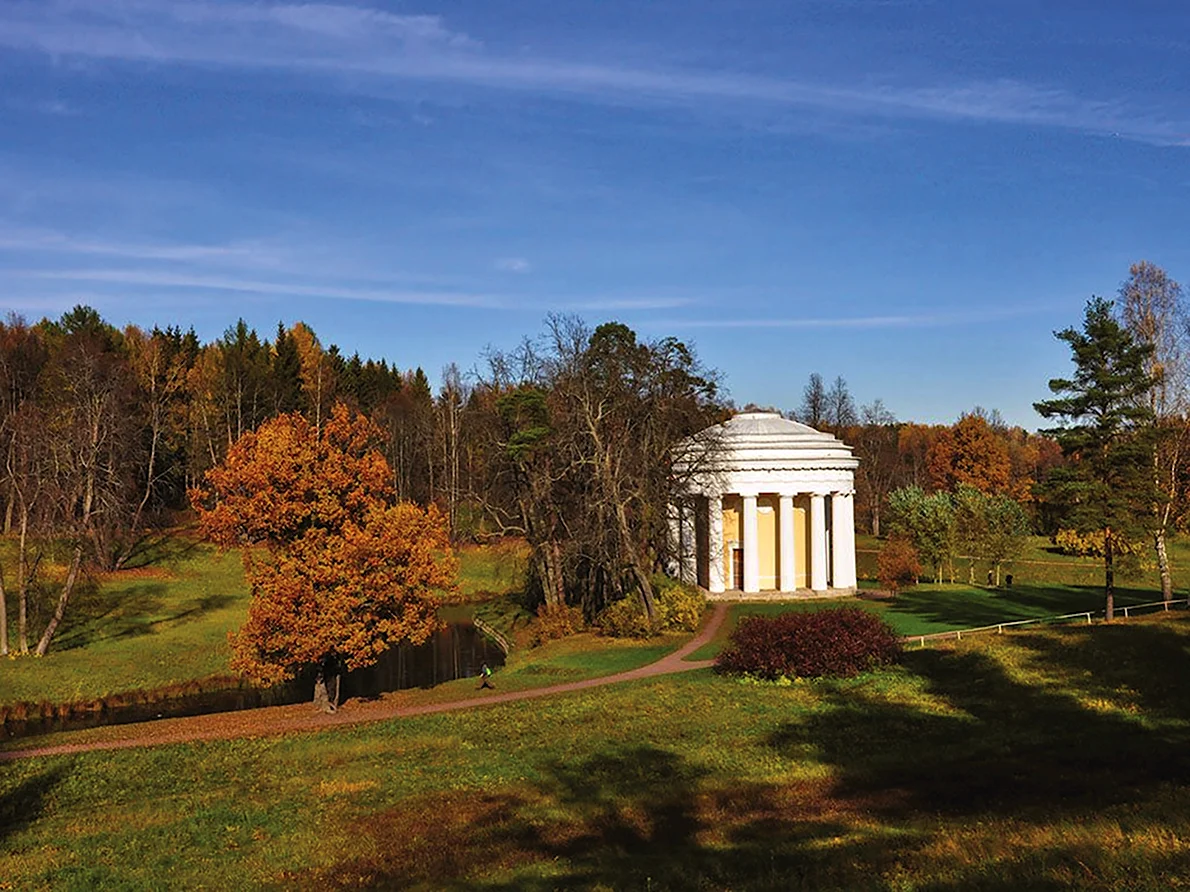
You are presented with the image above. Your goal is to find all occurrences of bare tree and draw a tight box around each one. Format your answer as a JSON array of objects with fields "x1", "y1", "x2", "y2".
[
  {"x1": 853, "y1": 399, "x2": 899, "y2": 536},
  {"x1": 799, "y1": 372, "x2": 827, "y2": 428},
  {"x1": 475, "y1": 317, "x2": 724, "y2": 621},
  {"x1": 35, "y1": 326, "x2": 137, "y2": 653},
  {"x1": 0, "y1": 316, "x2": 47, "y2": 654},
  {"x1": 119, "y1": 326, "x2": 189, "y2": 568},
  {"x1": 438, "y1": 363, "x2": 468, "y2": 540},
  {"x1": 825, "y1": 375, "x2": 858, "y2": 429}
]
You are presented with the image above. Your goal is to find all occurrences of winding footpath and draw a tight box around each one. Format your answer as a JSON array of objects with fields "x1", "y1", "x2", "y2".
[{"x1": 0, "y1": 603, "x2": 728, "y2": 763}]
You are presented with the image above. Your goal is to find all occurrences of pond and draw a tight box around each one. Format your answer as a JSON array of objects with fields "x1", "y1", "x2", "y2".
[{"x1": 1, "y1": 621, "x2": 505, "y2": 741}]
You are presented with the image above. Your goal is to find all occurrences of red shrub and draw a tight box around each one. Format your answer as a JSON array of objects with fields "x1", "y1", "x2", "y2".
[
  {"x1": 877, "y1": 536, "x2": 921, "y2": 595},
  {"x1": 715, "y1": 608, "x2": 902, "y2": 679}
]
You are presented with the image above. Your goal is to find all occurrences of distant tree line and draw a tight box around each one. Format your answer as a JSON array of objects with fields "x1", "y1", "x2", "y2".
[
  {"x1": 0, "y1": 307, "x2": 724, "y2": 654},
  {"x1": 787, "y1": 373, "x2": 1062, "y2": 538},
  {"x1": 3, "y1": 259, "x2": 1180, "y2": 653}
]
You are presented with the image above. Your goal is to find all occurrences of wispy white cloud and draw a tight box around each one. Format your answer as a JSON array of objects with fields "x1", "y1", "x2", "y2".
[
  {"x1": 654, "y1": 304, "x2": 1054, "y2": 330},
  {"x1": 2, "y1": 1, "x2": 1187, "y2": 145},
  {"x1": 5, "y1": 266, "x2": 694, "y2": 312},
  {"x1": 4, "y1": 97, "x2": 79, "y2": 116},
  {"x1": 495, "y1": 257, "x2": 531, "y2": 273},
  {"x1": 14, "y1": 266, "x2": 504, "y2": 307},
  {"x1": 0, "y1": 225, "x2": 284, "y2": 266}
]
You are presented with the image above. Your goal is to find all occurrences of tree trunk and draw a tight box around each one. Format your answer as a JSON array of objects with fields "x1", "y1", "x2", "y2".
[
  {"x1": 522, "y1": 495, "x2": 565, "y2": 608},
  {"x1": 631, "y1": 562, "x2": 657, "y2": 622},
  {"x1": 1155, "y1": 530, "x2": 1173, "y2": 604},
  {"x1": 17, "y1": 502, "x2": 29, "y2": 654},
  {"x1": 35, "y1": 544, "x2": 83, "y2": 656},
  {"x1": 313, "y1": 656, "x2": 340, "y2": 713},
  {"x1": 0, "y1": 566, "x2": 8, "y2": 656},
  {"x1": 871, "y1": 506, "x2": 881, "y2": 538},
  {"x1": 116, "y1": 409, "x2": 161, "y2": 571},
  {"x1": 1104, "y1": 527, "x2": 1115, "y2": 621},
  {"x1": 532, "y1": 539, "x2": 565, "y2": 609},
  {"x1": 611, "y1": 483, "x2": 656, "y2": 622}
]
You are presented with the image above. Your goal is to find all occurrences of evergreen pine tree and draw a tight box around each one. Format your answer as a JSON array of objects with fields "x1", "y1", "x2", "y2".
[{"x1": 1034, "y1": 297, "x2": 1159, "y2": 619}]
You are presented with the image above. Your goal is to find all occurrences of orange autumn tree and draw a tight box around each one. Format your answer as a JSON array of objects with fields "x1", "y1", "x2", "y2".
[
  {"x1": 192, "y1": 404, "x2": 457, "y2": 712},
  {"x1": 927, "y1": 414, "x2": 1012, "y2": 494}
]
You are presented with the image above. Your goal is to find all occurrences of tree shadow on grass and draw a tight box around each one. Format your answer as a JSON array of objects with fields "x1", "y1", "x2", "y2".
[
  {"x1": 53, "y1": 585, "x2": 237, "y2": 651},
  {"x1": 0, "y1": 764, "x2": 69, "y2": 846},
  {"x1": 886, "y1": 584, "x2": 1154, "y2": 633},
  {"x1": 1012, "y1": 619, "x2": 1190, "y2": 724},
  {"x1": 285, "y1": 625, "x2": 1190, "y2": 890},
  {"x1": 769, "y1": 641, "x2": 1190, "y2": 820},
  {"x1": 115, "y1": 530, "x2": 201, "y2": 570},
  {"x1": 290, "y1": 747, "x2": 919, "y2": 892}
]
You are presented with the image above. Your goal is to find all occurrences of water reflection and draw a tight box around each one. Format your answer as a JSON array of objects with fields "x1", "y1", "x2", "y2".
[{"x1": 2, "y1": 622, "x2": 504, "y2": 741}]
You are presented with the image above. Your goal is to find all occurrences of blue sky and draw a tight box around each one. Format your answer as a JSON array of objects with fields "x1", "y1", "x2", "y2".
[{"x1": 2, "y1": 0, "x2": 1188, "y2": 426}]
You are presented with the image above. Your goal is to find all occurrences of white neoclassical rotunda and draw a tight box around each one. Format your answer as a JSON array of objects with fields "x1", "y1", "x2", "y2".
[{"x1": 671, "y1": 412, "x2": 859, "y2": 596}]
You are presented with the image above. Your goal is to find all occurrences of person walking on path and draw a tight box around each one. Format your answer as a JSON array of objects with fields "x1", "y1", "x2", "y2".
[{"x1": 477, "y1": 663, "x2": 494, "y2": 690}]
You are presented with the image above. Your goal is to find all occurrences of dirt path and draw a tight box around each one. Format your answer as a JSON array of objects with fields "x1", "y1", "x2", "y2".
[{"x1": 0, "y1": 603, "x2": 729, "y2": 763}]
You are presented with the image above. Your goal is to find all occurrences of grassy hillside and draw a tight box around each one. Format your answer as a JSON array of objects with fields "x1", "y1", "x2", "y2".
[
  {"x1": 3, "y1": 613, "x2": 1189, "y2": 889},
  {"x1": 0, "y1": 545, "x2": 250, "y2": 704},
  {"x1": 0, "y1": 539, "x2": 526, "y2": 707},
  {"x1": 856, "y1": 533, "x2": 1190, "y2": 590}
]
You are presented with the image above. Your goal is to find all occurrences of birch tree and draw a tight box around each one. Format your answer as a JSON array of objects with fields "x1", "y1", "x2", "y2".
[{"x1": 1116, "y1": 261, "x2": 1188, "y2": 603}]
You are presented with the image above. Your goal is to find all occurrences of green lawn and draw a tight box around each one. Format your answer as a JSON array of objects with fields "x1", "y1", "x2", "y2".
[
  {"x1": 856, "y1": 533, "x2": 1190, "y2": 590},
  {"x1": 4, "y1": 613, "x2": 1190, "y2": 889},
  {"x1": 0, "y1": 539, "x2": 527, "y2": 709},
  {"x1": 455, "y1": 539, "x2": 528, "y2": 599},
  {"x1": 689, "y1": 582, "x2": 1169, "y2": 661},
  {"x1": 0, "y1": 544, "x2": 251, "y2": 705},
  {"x1": 0, "y1": 539, "x2": 691, "y2": 727}
]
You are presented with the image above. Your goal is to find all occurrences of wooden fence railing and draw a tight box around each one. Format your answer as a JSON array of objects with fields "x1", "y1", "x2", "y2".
[
  {"x1": 473, "y1": 617, "x2": 511, "y2": 655},
  {"x1": 906, "y1": 597, "x2": 1190, "y2": 647}
]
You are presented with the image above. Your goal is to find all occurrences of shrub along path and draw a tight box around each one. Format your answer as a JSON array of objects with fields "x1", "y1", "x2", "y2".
[{"x1": 0, "y1": 603, "x2": 729, "y2": 763}]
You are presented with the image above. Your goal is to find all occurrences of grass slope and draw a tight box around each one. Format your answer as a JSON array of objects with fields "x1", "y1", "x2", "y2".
[
  {"x1": 3, "y1": 614, "x2": 1190, "y2": 889},
  {"x1": 689, "y1": 581, "x2": 1165, "y2": 661},
  {"x1": 0, "y1": 545, "x2": 249, "y2": 704},
  {"x1": 0, "y1": 540, "x2": 525, "y2": 708},
  {"x1": 856, "y1": 533, "x2": 1190, "y2": 590}
]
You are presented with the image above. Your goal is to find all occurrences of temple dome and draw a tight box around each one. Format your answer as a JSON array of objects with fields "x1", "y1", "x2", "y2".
[{"x1": 678, "y1": 412, "x2": 858, "y2": 473}]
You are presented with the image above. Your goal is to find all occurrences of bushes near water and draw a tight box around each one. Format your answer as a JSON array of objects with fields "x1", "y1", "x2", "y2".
[
  {"x1": 528, "y1": 603, "x2": 586, "y2": 644},
  {"x1": 596, "y1": 576, "x2": 706, "y2": 638},
  {"x1": 715, "y1": 607, "x2": 902, "y2": 680}
]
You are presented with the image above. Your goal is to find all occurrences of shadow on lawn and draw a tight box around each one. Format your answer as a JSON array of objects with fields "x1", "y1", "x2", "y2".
[
  {"x1": 289, "y1": 623, "x2": 1190, "y2": 890},
  {"x1": 295, "y1": 738, "x2": 1190, "y2": 890},
  {"x1": 115, "y1": 530, "x2": 202, "y2": 570},
  {"x1": 290, "y1": 746, "x2": 903, "y2": 891},
  {"x1": 769, "y1": 634, "x2": 1190, "y2": 819},
  {"x1": 54, "y1": 586, "x2": 237, "y2": 651},
  {"x1": 0, "y1": 764, "x2": 69, "y2": 846},
  {"x1": 885, "y1": 583, "x2": 1154, "y2": 632}
]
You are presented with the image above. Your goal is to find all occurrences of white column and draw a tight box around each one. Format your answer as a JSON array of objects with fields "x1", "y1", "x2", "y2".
[
  {"x1": 779, "y1": 493, "x2": 795, "y2": 592},
  {"x1": 832, "y1": 491, "x2": 858, "y2": 589},
  {"x1": 708, "y1": 495, "x2": 725, "y2": 593},
  {"x1": 742, "y1": 493, "x2": 760, "y2": 593},
  {"x1": 679, "y1": 501, "x2": 697, "y2": 583},
  {"x1": 666, "y1": 502, "x2": 681, "y2": 578},
  {"x1": 810, "y1": 492, "x2": 828, "y2": 591},
  {"x1": 830, "y1": 493, "x2": 846, "y2": 590}
]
